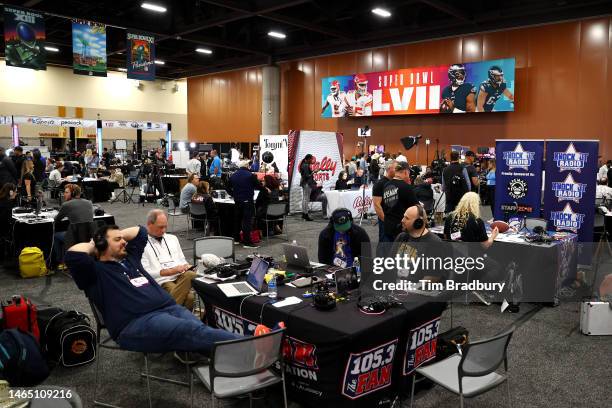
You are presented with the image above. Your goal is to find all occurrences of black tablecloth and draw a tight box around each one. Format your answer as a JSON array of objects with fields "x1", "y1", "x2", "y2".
[
  {"x1": 193, "y1": 279, "x2": 445, "y2": 408},
  {"x1": 12, "y1": 214, "x2": 115, "y2": 259},
  {"x1": 215, "y1": 201, "x2": 235, "y2": 237}
]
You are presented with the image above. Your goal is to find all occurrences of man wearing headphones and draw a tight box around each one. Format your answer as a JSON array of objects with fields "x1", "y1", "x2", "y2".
[
  {"x1": 64, "y1": 224, "x2": 240, "y2": 354},
  {"x1": 318, "y1": 208, "x2": 371, "y2": 267},
  {"x1": 141, "y1": 209, "x2": 197, "y2": 310},
  {"x1": 392, "y1": 204, "x2": 445, "y2": 282}
]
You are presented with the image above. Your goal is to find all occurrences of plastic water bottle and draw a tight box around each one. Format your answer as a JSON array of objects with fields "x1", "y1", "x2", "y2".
[
  {"x1": 353, "y1": 257, "x2": 361, "y2": 281},
  {"x1": 268, "y1": 274, "x2": 278, "y2": 299},
  {"x1": 292, "y1": 240, "x2": 297, "y2": 246}
]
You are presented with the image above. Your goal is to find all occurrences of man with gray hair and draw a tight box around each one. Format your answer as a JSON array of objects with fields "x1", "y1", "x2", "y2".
[{"x1": 140, "y1": 209, "x2": 197, "y2": 309}]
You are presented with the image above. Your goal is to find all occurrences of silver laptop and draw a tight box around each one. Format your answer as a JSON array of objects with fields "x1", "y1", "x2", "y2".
[
  {"x1": 282, "y1": 244, "x2": 325, "y2": 271},
  {"x1": 217, "y1": 256, "x2": 269, "y2": 297}
]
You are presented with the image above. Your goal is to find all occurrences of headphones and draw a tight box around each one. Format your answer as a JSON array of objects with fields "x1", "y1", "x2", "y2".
[
  {"x1": 413, "y1": 204, "x2": 427, "y2": 230},
  {"x1": 313, "y1": 282, "x2": 336, "y2": 311},
  {"x1": 93, "y1": 226, "x2": 113, "y2": 252}
]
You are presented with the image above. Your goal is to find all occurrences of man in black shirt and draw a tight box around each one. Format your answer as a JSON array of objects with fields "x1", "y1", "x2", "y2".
[
  {"x1": 373, "y1": 161, "x2": 395, "y2": 242},
  {"x1": 381, "y1": 162, "x2": 418, "y2": 242},
  {"x1": 464, "y1": 151, "x2": 480, "y2": 193},
  {"x1": 442, "y1": 151, "x2": 471, "y2": 213},
  {"x1": 299, "y1": 154, "x2": 316, "y2": 221},
  {"x1": 11, "y1": 146, "x2": 25, "y2": 184},
  {"x1": 229, "y1": 160, "x2": 262, "y2": 248}
]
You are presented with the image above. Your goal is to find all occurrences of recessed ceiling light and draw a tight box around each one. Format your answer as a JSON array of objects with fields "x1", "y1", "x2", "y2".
[
  {"x1": 196, "y1": 48, "x2": 213, "y2": 54},
  {"x1": 268, "y1": 31, "x2": 286, "y2": 39},
  {"x1": 141, "y1": 2, "x2": 166, "y2": 13},
  {"x1": 44, "y1": 46, "x2": 59, "y2": 52},
  {"x1": 155, "y1": 60, "x2": 165, "y2": 65},
  {"x1": 118, "y1": 67, "x2": 127, "y2": 72},
  {"x1": 372, "y1": 8, "x2": 391, "y2": 18}
]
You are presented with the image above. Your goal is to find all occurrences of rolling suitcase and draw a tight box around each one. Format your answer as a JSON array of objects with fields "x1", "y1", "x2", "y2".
[{"x1": 580, "y1": 301, "x2": 612, "y2": 335}]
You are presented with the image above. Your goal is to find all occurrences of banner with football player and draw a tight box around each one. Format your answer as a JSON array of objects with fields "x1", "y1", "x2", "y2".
[
  {"x1": 72, "y1": 20, "x2": 107, "y2": 77},
  {"x1": 321, "y1": 58, "x2": 515, "y2": 117},
  {"x1": 494, "y1": 140, "x2": 544, "y2": 222},
  {"x1": 3, "y1": 6, "x2": 46, "y2": 70},
  {"x1": 126, "y1": 31, "x2": 155, "y2": 81},
  {"x1": 543, "y1": 140, "x2": 598, "y2": 264}
]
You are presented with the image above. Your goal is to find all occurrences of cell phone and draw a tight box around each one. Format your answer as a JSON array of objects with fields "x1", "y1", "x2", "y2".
[{"x1": 187, "y1": 265, "x2": 197, "y2": 271}]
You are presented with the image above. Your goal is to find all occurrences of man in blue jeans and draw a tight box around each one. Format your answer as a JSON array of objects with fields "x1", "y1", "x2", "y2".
[{"x1": 64, "y1": 224, "x2": 240, "y2": 354}]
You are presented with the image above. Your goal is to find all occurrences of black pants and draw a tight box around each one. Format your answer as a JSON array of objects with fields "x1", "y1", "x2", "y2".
[{"x1": 234, "y1": 200, "x2": 254, "y2": 244}]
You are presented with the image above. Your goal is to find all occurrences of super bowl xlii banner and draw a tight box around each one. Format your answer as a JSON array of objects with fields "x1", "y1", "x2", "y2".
[
  {"x1": 494, "y1": 140, "x2": 544, "y2": 221},
  {"x1": 3, "y1": 6, "x2": 46, "y2": 70},
  {"x1": 543, "y1": 140, "x2": 598, "y2": 264},
  {"x1": 126, "y1": 31, "x2": 155, "y2": 81},
  {"x1": 72, "y1": 20, "x2": 107, "y2": 77},
  {"x1": 321, "y1": 58, "x2": 515, "y2": 117}
]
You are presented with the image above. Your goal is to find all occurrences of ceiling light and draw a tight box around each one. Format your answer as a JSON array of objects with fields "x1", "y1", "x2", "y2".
[
  {"x1": 155, "y1": 60, "x2": 165, "y2": 65},
  {"x1": 190, "y1": 142, "x2": 196, "y2": 148},
  {"x1": 196, "y1": 48, "x2": 213, "y2": 54},
  {"x1": 141, "y1": 2, "x2": 167, "y2": 13},
  {"x1": 44, "y1": 46, "x2": 59, "y2": 52},
  {"x1": 268, "y1": 31, "x2": 286, "y2": 39},
  {"x1": 372, "y1": 8, "x2": 391, "y2": 18},
  {"x1": 118, "y1": 67, "x2": 127, "y2": 72}
]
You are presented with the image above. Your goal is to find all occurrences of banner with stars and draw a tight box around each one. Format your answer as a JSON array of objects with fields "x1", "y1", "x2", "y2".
[
  {"x1": 543, "y1": 140, "x2": 599, "y2": 264},
  {"x1": 494, "y1": 140, "x2": 545, "y2": 221}
]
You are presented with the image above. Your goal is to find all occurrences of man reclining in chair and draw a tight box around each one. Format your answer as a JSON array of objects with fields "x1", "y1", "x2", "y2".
[{"x1": 64, "y1": 224, "x2": 244, "y2": 354}]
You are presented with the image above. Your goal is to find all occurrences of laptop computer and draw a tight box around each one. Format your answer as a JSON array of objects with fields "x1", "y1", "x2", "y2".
[
  {"x1": 282, "y1": 244, "x2": 325, "y2": 274},
  {"x1": 217, "y1": 256, "x2": 269, "y2": 297},
  {"x1": 333, "y1": 267, "x2": 358, "y2": 296}
]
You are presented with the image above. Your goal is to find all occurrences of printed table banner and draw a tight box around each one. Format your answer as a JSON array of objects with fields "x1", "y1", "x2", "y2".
[
  {"x1": 259, "y1": 134, "x2": 289, "y2": 183},
  {"x1": 3, "y1": 6, "x2": 46, "y2": 70},
  {"x1": 72, "y1": 20, "x2": 107, "y2": 77},
  {"x1": 494, "y1": 140, "x2": 544, "y2": 221},
  {"x1": 321, "y1": 58, "x2": 514, "y2": 117},
  {"x1": 126, "y1": 31, "x2": 155, "y2": 81},
  {"x1": 101, "y1": 120, "x2": 167, "y2": 131},
  {"x1": 543, "y1": 140, "x2": 599, "y2": 265}
]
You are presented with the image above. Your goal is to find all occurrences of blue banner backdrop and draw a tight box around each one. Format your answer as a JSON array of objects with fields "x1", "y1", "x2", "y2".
[
  {"x1": 494, "y1": 140, "x2": 545, "y2": 221},
  {"x1": 543, "y1": 140, "x2": 599, "y2": 265}
]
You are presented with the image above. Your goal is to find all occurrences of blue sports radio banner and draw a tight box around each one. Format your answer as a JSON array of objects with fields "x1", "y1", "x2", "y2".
[
  {"x1": 543, "y1": 140, "x2": 598, "y2": 264},
  {"x1": 494, "y1": 140, "x2": 544, "y2": 221}
]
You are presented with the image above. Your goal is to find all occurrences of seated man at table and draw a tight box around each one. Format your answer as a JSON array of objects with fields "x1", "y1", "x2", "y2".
[
  {"x1": 318, "y1": 208, "x2": 371, "y2": 268},
  {"x1": 179, "y1": 173, "x2": 199, "y2": 213},
  {"x1": 48, "y1": 162, "x2": 64, "y2": 199},
  {"x1": 64, "y1": 224, "x2": 242, "y2": 354},
  {"x1": 141, "y1": 209, "x2": 197, "y2": 310},
  {"x1": 52, "y1": 184, "x2": 94, "y2": 269}
]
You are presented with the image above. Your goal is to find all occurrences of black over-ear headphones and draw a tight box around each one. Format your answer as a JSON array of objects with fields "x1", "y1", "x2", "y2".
[
  {"x1": 93, "y1": 225, "x2": 113, "y2": 252},
  {"x1": 413, "y1": 204, "x2": 427, "y2": 230}
]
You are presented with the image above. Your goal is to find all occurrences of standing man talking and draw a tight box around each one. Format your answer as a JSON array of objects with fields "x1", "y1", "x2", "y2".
[
  {"x1": 229, "y1": 160, "x2": 262, "y2": 248},
  {"x1": 299, "y1": 154, "x2": 315, "y2": 221}
]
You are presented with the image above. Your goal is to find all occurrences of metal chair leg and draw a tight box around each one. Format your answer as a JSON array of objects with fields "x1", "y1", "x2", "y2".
[
  {"x1": 189, "y1": 372, "x2": 194, "y2": 408},
  {"x1": 93, "y1": 343, "x2": 102, "y2": 404},
  {"x1": 409, "y1": 375, "x2": 416, "y2": 408},
  {"x1": 506, "y1": 377, "x2": 511, "y2": 408},
  {"x1": 460, "y1": 394, "x2": 464, "y2": 408},
  {"x1": 144, "y1": 354, "x2": 153, "y2": 408},
  {"x1": 282, "y1": 373, "x2": 288, "y2": 408}
]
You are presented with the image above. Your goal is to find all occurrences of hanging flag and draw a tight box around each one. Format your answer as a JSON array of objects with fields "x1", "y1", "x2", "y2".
[
  {"x1": 72, "y1": 20, "x2": 107, "y2": 77},
  {"x1": 3, "y1": 5, "x2": 46, "y2": 70},
  {"x1": 126, "y1": 31, "x2": 155, "y2": 81}
]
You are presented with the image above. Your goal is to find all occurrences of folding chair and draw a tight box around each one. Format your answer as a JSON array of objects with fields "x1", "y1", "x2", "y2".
[
  {"x1": 167, "y1": 197, "x2": 188, "y2": 234},
  {"x1": 261, "y1": 202, "x2": 288, "y2": 243},
  {"x1": 188, "y1": 202, "x2": 209, "y2": 239},
  {"x1": 410, "y1": 327, "x2": 515, "y2": 408},
  {"x1": 192, "y1": 236, "x2": 235, "y2": 265},
  {"x1": 189, "y1": 328, "x2": 287, "y2": 408},
  {"x1": 88, "y1": 299, "x2": 189, "y2": 408}
]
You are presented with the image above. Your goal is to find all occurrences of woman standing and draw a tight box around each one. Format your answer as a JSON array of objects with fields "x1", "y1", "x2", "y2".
[
  {"x1": 299, "y1": 154, "x2": 315, "y2": 221},
  {"x1": 20, "y1": 160, "x2": 36, "y2": 204},
  {"x1": 486, "y1": 159, "x2": 496, "y2": 219}
]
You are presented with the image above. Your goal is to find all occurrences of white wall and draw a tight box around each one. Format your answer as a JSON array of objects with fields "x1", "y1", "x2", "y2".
[{"x1": 0, "y1": 60, "x2": 188, "y2": 145}]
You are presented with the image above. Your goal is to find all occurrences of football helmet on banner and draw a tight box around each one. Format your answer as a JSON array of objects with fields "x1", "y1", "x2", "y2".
[
  {"x1": 330, "y1": 80, "x2": 340, "y2": 95},
  {"x1": 354, "y1": 74, "x2": 368, "y2": 93},
  {"x1": 448, "y1": 64, "x2": 466, "y2": 86},
  {"x1": 488, "y1": 65, "x2": 504, "y2": 86}
]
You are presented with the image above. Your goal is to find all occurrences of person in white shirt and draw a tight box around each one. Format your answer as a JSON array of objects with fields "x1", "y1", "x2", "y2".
[
  {"x1": 48, "y1": 162, "x2": 64, "y2": 187},
  {"x1": 598, "y1": 160, "x2": 611, "y2": 183},
  {"x1": 230, "y1": 145, "x2": 241, "y2": 164},
  {"x1": 186, "y1": 152, "x2": 201, "y2": 176},
  {"x1": 396, "y1": 152, "x2": 408, "y2": 163},
  {"x1": 140, "y1": 209, "x2": 196, "y2": 310}
]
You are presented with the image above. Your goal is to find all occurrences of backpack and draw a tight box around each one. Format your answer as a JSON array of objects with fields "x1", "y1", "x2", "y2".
[
  {"x1": 0, "y1": 329, "x2": 50, "y2": 386},
  {"x1": 37, "y1": 308, "x2": 96, "y2": 367},
  {"x1": 447, "y1": 167, "x2": 469, "y2": 204},
  {"x1": 1, "y1": 296, "x2": 40, "y2": 342},
  {"x1": 18, "y1": 247, "x2": 48, "y2": 278}
]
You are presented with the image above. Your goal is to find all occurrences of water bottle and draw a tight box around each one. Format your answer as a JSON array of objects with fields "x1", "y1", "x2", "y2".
[
  {"x1": 268, "y1": 274, "x2": 278, "y2": 299},
  {"x1": 353, "y1": 257, "x2": 361, "y2": 281},
  {"x1": 292, "y1": 240, "x2": 297, "y2": 246}
]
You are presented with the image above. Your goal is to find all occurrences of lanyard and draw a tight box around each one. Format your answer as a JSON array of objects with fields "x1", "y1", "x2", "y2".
[
  {"x1": 118, "y1": 258, "x2": 144, "y2": 281},
  {"x1": 147, "y1": 236, "x2": 172, "y2": 261}
]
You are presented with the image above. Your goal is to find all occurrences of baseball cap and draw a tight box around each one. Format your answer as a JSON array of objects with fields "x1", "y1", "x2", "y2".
[{"x1": 332, "y1": 209, "x2": 352, "y2": 232}]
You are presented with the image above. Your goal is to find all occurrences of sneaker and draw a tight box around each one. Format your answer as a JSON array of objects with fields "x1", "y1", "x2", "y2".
[
  {"x1": 243, "y1": 242, "x2": 260, "y2": 249},
  {"x1": 254, "y1": 321, "x2": 286, "y2": 336}
]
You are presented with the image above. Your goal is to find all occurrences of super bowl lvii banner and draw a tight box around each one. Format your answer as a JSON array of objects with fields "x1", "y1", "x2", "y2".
[
  {"x1": 543, "y1": 140, "x2": 598, "y2": 264},
  {"x1": 494, "y1": 140, "x2": 544, "y2": 221},
  {"x1": 3, "y1": 6, "x2": 46, "y2": 70},
  {"x1": 126, "y1": 31, "x2": 155, "y2": 81},
  {"x1": 321, "y1": 58, "x2": 515, "y2": 117},
  {"x1": 72, "y1": 20, "x2": 107, "y2": 77}
]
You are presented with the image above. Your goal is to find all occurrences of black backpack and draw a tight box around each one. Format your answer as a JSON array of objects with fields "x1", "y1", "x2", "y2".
[
  {"x1": 448, "y1": 168, "x2": 469, "y2": 203},
  {"x1": 38, "y1": 308, "x2": 96, "y2": 367},
  {"x1": 0, "y1": 328, "x2": 50, "y2": 386}
]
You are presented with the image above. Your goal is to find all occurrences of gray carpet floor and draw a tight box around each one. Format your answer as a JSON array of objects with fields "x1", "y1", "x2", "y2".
[{"x1": 2, "y1": 200, "x2": 611, "y2": 408}]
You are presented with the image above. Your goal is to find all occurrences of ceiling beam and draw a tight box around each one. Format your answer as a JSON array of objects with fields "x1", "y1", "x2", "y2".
[{"x1": 419, "y1": 0, "x2": 472, "y2": 22}]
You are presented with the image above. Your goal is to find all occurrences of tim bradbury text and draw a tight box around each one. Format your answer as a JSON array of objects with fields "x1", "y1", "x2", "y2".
[{"x1": 372, "y1": 279, "x2": 506, "y2": 293}]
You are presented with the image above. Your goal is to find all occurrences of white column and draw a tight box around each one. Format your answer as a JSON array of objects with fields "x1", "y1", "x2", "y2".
[{"x1": 261, "y1": 65, "x2": 280, "y2": 135}]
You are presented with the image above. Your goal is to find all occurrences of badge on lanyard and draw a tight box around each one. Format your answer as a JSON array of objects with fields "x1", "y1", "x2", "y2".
[
  {"x1": 130, "y1": 276, "x2": 149, "y2": 287},
  {"x1": 451, "y1": 231, "x2": 462, "y2": 241}
]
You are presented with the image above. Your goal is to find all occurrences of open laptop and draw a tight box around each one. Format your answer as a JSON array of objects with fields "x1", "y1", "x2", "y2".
[
  {"x1": 333, "y1": 267, "x2": 358, "y2": 296},
  {"x1": 217, "y1": 256, "x2": 269, "y2": 297},
  {"x1": 282, "y1": 244, "x2": 325, "y2": 274}
]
